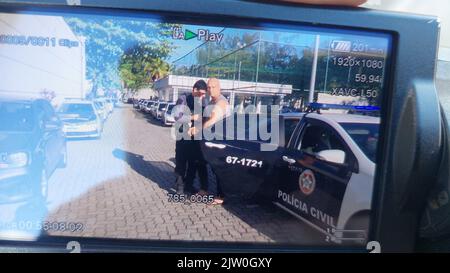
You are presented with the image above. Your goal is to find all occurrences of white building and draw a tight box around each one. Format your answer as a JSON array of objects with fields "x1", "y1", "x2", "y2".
[
  {"x1": 154, "y1": 74, "x2": 292, "y2": 112},
  {"x1": 0, "y1": 12, "x2": 87, "y2": 107}
]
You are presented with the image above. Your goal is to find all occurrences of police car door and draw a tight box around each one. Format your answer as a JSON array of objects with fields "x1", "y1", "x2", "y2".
[
  {"x1": 276, "y1": 117, "x2": 357, "y2": 235},
  {"x1": 201, "y1": 114, "x2": 278, "y2": 199}
]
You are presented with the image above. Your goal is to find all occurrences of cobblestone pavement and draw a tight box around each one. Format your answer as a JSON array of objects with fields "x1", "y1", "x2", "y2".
[{"x1": 42, "y1": 104, "x2": 324, "y2": 245}]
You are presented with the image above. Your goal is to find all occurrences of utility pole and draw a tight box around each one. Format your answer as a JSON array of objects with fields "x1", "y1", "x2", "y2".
[
  {"x1": 309, "y1": 35, "x2": 320, "y2": 104},
  {"x1": 254, "y1": 32, "x2": 262, "y2": 108}
]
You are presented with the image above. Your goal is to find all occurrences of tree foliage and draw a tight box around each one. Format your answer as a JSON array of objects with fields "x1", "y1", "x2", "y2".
[
  {"x1": 64, "y1": 16, "x2": 175, "y2": 95},
  {"x1": 118, "y1": 42, "x2": 172, "y2": 93}
]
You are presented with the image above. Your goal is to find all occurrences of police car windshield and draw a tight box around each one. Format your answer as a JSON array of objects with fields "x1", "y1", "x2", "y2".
[
  {"x1": 340, "y1": 123, "x2": 379, "y2": 162},
  {"x1": 0, "y1": 102, "x2": 34, "y2": 131}
]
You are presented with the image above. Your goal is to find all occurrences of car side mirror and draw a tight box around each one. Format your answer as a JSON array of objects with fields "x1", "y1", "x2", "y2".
[{"x1": 315, "y1": 149, "x2": 346, "y2": 165}]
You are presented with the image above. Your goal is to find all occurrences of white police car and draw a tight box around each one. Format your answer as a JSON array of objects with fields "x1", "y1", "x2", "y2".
[
  {"x1": 275, "y1": 113, "x2": 379, "y2": 244},
  {"x1": 201, "y1": 112, "x2": 379, "y2": 244}
]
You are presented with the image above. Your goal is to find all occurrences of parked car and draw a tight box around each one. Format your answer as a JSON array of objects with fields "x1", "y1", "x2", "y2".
[
  {"x1": 144, "y1": 100, "x2": 155, "y2": 114},
  {"x1": 156, "y1": 102, "x2": 168, "y2": 120},
  {"x1": 95, "y1": 98, "x2": 113, "y2": 114},
  {"x1": 93, "y1": 100, "x2": 108, "y2": 122},
  {"x1": 138, "y1": 99, "x2": 148, "y2": 112},
  {"x1": 162, "y1": 103, "x2": 176, "y2": 126},
  {"x1": 103, "y1": 98, "x2": 114, "y2": 114},
  {"x1": 151, "y1": 101, "x2": 163, "y2": 117},
  {"x1": 0, "y1": 97, "x2": 67, "y2": 201},
  {"x1": 110, "y1": 97, "x2": 118, "y2": 108},
  {"x1": 133, "y1": 99, "x2": 142, "y2": 109},
  {"x1": 57, "y1": 99, "x2": 103, "y2": 139}
]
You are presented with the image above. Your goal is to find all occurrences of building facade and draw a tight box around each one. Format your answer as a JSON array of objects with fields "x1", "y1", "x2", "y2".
[
  {"x1": 154, "y1": 74, "x2": 292, "y2": 112},
  {"x1": 0, "y1": 12, "x2": 87, "y2": 106}
]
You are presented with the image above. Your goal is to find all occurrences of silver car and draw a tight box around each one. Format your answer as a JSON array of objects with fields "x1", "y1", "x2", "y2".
[
  {"x1": 162, "y1": 103, "x2": 176, "y2": 125},
  {"x1": 58, "y1": 100, "x2": 103, "y2": 139},
  {"x1": 156, "y1": 102, "x2": 168, "y2": 120}
]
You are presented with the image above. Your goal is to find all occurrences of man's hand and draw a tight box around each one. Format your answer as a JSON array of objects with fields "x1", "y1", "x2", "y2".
[
  {"x1": 274, "y1": 0, "x2": 367, "y2": 6},
  {"x1": 192, "y1": 114, "x2": 200, "y2": 121},
  {"x1": 188, "y1": 126, "x2": 199, "y2": 137}
]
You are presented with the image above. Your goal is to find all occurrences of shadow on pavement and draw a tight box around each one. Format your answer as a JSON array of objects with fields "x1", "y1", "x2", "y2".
[
  {"x1": 112, "y1": 148, "x2": 177, "y2": 193},
  {"x1": 131, "y1": 108, "x2": 167, "y2": 127},
  {"x1": 20, "y1": 148, "x2": 326, "y2": 245},
  {"x1": 144, "y1": 115, "x2": 165, "y2": 127},
  {"x1": 112, "y1": 148, "x2": 321, "y2": 244}
]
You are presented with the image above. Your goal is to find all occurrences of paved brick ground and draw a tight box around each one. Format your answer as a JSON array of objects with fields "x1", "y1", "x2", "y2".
[{"x1": 44, "y1": 104, "x2": 324, "y2": 244}]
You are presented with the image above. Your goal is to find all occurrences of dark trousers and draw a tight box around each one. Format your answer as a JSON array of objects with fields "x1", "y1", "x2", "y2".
[
  {"x1": 175, "y1": 139, "x2": 209, "y2": 192},
  {"x1": 185, "y1": 159, "x2": 208, "y2": 192},
  {"x1": 211, "y1": 168, "x2": 224, "y2": 198},
  {"x1": 175, "y1": 139, "x2": 189, "y2": 177}
]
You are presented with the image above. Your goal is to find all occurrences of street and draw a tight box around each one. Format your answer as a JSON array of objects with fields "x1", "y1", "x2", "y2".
[{"x1": 44, "y1": 104, "x2": 324, "y2": 244}]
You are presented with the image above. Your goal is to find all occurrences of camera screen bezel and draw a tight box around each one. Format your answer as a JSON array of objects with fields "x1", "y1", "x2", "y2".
[{"x1": 0, "y1": 0, "x2": 440, "y2": 252}]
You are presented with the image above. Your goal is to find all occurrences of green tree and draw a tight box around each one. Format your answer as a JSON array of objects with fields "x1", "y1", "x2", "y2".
[
  {"x1": 64, "y1": 16, "x2": 175, "y2": 96},
  {"x1": 118, "y1": 42, "x2": 172, "y2": 94}
]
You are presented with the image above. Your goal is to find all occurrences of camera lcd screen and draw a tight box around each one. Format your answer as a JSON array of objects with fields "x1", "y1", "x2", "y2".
[{"x1": 0, "y1": 6, "x2": 391, "y2": 247}]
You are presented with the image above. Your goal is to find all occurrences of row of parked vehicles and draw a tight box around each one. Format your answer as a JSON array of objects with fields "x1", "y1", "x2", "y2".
[
  {"x1": 60, "y1": 97, "x2": 117, "y2": 139},
  {"x1": 0, "y1": 96, "x2": 117, "y2": 203},
  {"x1": 133, "y1": 99, "x2": 176, "y2": 126}
]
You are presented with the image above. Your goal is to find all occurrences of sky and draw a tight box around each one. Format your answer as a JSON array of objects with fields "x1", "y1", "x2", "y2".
[
  {"x1": 364, "y1": 0, "x2": 450, "y2": 61},
  {"x1": 167, "y1": 23, "x2": 390, "y2": 65}
]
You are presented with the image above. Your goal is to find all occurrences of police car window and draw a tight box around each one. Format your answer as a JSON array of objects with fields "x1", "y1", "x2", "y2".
[
  {"x1": 285, "y1": 119, "x2": 300, "y2": 146},
  {"x1": 340, "y1": 123, "x2": 379, "y2": 162},
  {"x1": 298, "y1": 123, "x2": 347, "y2": 161}
]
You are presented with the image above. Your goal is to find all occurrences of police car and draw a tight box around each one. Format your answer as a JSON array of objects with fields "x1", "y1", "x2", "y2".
[{"x1": 201, "y1": 111, "x2": 379, "y2": 244}]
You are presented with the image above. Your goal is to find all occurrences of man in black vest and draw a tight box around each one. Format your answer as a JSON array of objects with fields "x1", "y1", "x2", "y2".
[{"x1": 173, "y1": 80, "x2": 209, "y2": 195}]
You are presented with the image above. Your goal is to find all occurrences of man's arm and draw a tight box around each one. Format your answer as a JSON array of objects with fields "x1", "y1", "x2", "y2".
[{"x1": 203, "y1": 100, "x2": 228, "y2": 129}]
